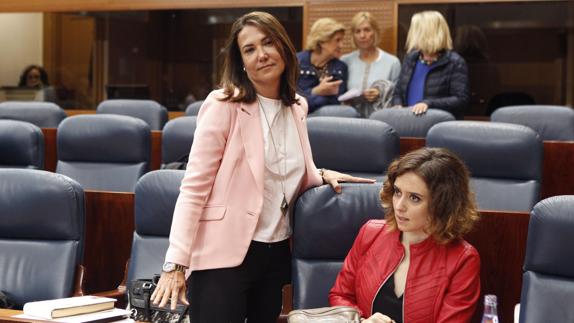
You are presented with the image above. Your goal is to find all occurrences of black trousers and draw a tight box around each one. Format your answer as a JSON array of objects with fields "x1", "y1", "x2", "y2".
[{"x1": 189, "y1": 239, "x2": 291, "y2": 323}]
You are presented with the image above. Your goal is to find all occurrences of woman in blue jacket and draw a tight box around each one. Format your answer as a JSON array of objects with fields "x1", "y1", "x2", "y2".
[
  {"x1": 297, "y1": 18, "x2": 348, "y2": 113},
  {"x1": 392, "y1": 11, "x2": 470, "y2": 120}
]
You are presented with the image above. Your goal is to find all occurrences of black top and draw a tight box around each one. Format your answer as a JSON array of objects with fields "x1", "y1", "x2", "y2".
[{"x1": 372, "y1": 274, "x2": 403, "y2": 323}]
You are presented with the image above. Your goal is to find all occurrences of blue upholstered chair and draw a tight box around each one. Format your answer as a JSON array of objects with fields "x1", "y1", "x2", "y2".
[
  {"x1": 161, "y1": 116, "x2": 197, "y2": 166},
  {"x1": 491, "y1": 105, "x2": 574, "y2": 141},
  {"x1": 292, "y1": 183, "x2": 385, "y2": 309},
  {"x1": 0, "y1": 120, "x2": 44, "y2": 169},
  {"x1": 0, "y1": 169, "x2": 85, "y2": 307},
  {"x1": 427, "y1": 121, "x2": 542, "y2": 211},
  {"x1": 307, "y1": 117, "x2": 399, "y2": 181},
  {"x1": 128, "y1": 170, "x2": 183, "y2": 286},
  {"x1": 97, "y1": 99, "x2": 168, "y2": 130},
  {"x1": 370, "y1": 108, "x2": 455, "y2": 137},
  {"x1": 308, "y1": 105, "x2": 361, "y2": 118},
  {"x1": 0, "y1": 101, "x2": 66, "y2": 128},
  {"x1": 185, "y1": 100, "x2": 204, "y2": 117},
  {"x1": 56, "y1": 114, "x2": 151, "y2": 192},
  {"x1": 519, "y1": 195, "x2": 574, "y2": 323}
]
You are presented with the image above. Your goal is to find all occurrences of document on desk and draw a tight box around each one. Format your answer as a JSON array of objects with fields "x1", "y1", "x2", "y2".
[{"x1": 14, "y1": 308, "x2": 131, "y2": 323}]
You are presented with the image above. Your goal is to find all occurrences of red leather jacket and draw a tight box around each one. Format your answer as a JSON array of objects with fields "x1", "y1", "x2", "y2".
[{"x1": 329, "y1": 220, "x2": 480, "y2": 322}]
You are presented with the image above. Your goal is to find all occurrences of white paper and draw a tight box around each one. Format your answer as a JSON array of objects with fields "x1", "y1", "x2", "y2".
[
  {"x1": 338, "y1": 88, "x2": 362, "y2": 102},
  {"x1": 15, "y1": 308, "x2": 131, "y2": 323}
]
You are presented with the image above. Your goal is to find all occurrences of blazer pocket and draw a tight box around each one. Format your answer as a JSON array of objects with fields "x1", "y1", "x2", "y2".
[{"x1": 199, "y1": 205, "x2": 226, "y2": 221}]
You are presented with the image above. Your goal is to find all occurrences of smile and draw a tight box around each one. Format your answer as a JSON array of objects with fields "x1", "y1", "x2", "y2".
[{"x1": 258, "y1": 64, "x2": 274, "y2": 70}]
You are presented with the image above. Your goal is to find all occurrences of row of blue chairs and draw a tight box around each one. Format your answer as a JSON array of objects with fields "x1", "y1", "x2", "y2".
[
  {"x1": 0, "y1": 99, "x2": 204, "y2": 131},
  {"x1": 1, "y1": 168, "x2": 570, "y2": 323},
  {"x1": 0, "y1": 114, "x2": 543, "y2": 212}
]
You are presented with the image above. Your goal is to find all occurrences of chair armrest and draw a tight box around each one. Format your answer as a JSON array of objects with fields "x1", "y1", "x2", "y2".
[{"x1": 72, "y1": 265, "x2": 86, "y2": 296}]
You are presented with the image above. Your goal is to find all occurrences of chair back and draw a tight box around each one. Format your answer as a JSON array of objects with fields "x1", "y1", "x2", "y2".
[
  {"x1": 491, "y1": 105, "x2": 574, "y2": 141},
  {"x1": 370, "y1": 108, "x2": 455, "y2": 137},
  {"x1": 307, "y1": 117, "x2": 399, "y2": 181},
  {"x1": 56, "y1": 114, "x2": 151, "y2": 192},
  {"x1": 162, "y1": 116, "x2": 197, "y2": 166},
  {"x1": 0, "y1": 101, "x2": 66, "y2": 128},
  {"x1": 519, "y1": 195, "x2": 574, "y2": 323},
  {"x1": 185, "y1": 100, "x2": 204, "y2": 116},
  {"x1": 292, "y1": 183, "x2": 385, "y2": 309},
  {"x1": 308, "y1": 105, "x2": 360, "y2": 118},
  {"x1": 127, "y1": 170, "x2": 184, "y2": 287},
  {"x1": 0, "y1": 120, "x2": 44, "y2": 169},
  {"x1": 0, "y1": 169, "x2": 85, "y2": 307},
  {"x1": 97, "y1": 99, "x2": 168, "y2": 130},
  {"x1": 427, "y1": 121, "x2": 542, "y2": 211}
]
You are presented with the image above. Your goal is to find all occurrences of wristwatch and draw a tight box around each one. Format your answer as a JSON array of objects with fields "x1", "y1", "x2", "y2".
[{"x1": 162, "y1": 262, "x2": 187, "y2": 273}]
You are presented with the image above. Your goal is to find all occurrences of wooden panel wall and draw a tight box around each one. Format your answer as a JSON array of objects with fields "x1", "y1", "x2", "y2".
[{"x1": 305, "y1": 0, "x2": 397, "y2": 54}]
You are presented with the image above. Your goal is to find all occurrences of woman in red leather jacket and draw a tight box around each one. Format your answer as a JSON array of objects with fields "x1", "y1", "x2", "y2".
[{"x1": 330, "y1": 147, "x2": 481, "y2": 323}]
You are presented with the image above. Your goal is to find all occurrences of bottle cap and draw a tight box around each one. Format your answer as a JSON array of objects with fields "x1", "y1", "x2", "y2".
[{"x1": 484, "y1": 294, "x2": 497, "y2": 306}]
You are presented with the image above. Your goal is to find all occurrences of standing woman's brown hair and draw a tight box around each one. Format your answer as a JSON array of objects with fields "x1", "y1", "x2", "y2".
[{"x1": 220, "y1": 11, "x2": 299, "y2": 107}]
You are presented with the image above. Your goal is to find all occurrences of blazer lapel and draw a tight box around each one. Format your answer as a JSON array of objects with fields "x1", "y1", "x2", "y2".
[{"x1": 238, "y1": 101, "x2": 264, "y2": 194}]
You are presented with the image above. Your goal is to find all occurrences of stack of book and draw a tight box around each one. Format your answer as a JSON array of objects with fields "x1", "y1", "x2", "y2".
[{"x1": 18, "y1": 296, "x2": 130, "y2": 322}]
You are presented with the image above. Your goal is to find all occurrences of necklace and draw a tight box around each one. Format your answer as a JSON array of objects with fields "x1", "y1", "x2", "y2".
[{"x1": 257, "y1": 96, "x2": 289, "y2": 216}]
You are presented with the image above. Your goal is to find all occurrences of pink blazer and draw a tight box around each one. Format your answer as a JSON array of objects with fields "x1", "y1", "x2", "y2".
[{"x1": 165, "y1": 89, "x2": 322, "y2": 272}]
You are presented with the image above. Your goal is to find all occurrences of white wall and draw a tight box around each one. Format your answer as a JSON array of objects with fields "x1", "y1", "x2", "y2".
[{"x1": 0, "y1": 13, "x2": 43, "y2": 86}]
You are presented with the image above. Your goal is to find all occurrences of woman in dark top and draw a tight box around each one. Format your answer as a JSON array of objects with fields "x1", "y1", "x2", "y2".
[
  {"x1": 392, "y1": 11, "x2": 470, "y2": 119},
  {"x1": 297, "y1": 17, "x2": 348, "y2": 113},
  {"x1": 330, "y1": 148, "x2": 481, "y2": 323}
]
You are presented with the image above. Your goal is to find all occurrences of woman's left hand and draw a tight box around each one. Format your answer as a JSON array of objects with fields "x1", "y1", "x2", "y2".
[
  {"x1": 363, "y1": 88, "x2": 380, "y2": 102},
  {"x1": 411, "y1": 102, "x2": 428, "y2": 115},
  {"x1": 321, "y1": 169, "x2": 376, "y2": 193}
]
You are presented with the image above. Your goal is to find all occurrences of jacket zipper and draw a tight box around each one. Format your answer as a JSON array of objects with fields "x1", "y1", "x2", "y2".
[{"x1": 370, "y1": 252, "x2": 405, "y2": 317}]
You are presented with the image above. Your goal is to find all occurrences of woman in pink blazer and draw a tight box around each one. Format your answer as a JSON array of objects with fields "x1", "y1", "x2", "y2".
[{"x1": 151, "y1": 11, "x2": 373, "y2": 323}]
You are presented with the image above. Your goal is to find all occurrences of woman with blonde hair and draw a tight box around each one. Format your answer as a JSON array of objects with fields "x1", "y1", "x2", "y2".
[
  {"x1": 297, "y1": 17, "x2": 348, "y2": 113},
  {"x1": 330, "y1": 147, "x2": 480, "y2": 323},
  {"x1": 341, "y1": 12, "x2": 401, "y2": 117},
  {"x1": 392, "y1": 11, "x2": 469, "y2": 119}
]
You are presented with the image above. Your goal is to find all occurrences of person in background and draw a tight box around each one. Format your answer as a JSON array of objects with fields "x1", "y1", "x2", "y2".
[
  {"x1": 330, "y1": 147, "x2": 480, "y2": 323},
  {"x1": 150, "y1": 11, "x2": 374, "y2": 323},
  {"x1": 297, "y1": 18, "x2": 347, "y2": 113},
  {"x1": 392, "y1": 11, "x2": 470, "y2": 119},
  {"x1": 18, "y1": 64, "x2": 57, "y2": 102},
  {"x1": 341, "y1": 11, "x2": 401, "y2": 117},
  {"x1": 18, "y1": 65, "x2": 50, "y2": 88}
]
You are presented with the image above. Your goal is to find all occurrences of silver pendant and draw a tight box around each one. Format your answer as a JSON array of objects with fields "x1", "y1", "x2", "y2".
[{"x1": 281, "y1": 195, "x2": 289, "y2": 215}]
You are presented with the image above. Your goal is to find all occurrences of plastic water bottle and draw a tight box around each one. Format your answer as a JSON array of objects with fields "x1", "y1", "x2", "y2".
[{"x1": 481, "y1": 294, "x2": 499, "y2": 323}]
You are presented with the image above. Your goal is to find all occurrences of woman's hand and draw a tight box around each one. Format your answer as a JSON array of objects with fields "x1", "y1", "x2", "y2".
[
  {"x1": 312, "y1": 76, "x2": 343, "y2": 96},
  {"x1": 411, "y1": 102, "x2": 428, "y2": 115},
  {"x1": 321, "y1": 169, "x2": 376, "y2": 194},
  {"x1": 362, "y1": 312, "x2": 396, "y2": 323},
  {"x1": 363, "y1": 88, "x2": 380, "y2": 102},
  {"x1": 150, "y1": 271, "x2": 189, "y2": 310}
]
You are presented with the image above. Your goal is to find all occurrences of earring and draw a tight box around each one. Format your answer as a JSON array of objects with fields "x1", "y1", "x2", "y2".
[{"x1": 243, "y1": 67, "x2": 246, "y2": 72}]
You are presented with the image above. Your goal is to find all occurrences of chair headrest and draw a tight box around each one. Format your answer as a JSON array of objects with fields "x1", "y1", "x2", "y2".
[
  {"x1": 185, "y1": 100, "x2": 204, "y2": 116},
  {"x1": 370, "y1": 108, "x2": 455, "y2": 137},
  {"x1": 0, "y1": 120, "x2": 44, "y2": 169},
  {"x1": 491, "y1": 105, "x2": 574, "y2": 141},
  {"x1": 293, "y1": 183, "x2": 385, "y2": 259},
  {"x1": 162, "y1": 116, "x2": 197, "y2": 163},
  {"x1": 427, "y1": 121, "x2": 542, "y2": 180},
  {"x1": 308, "y1": 105, "x2": 360, "y2": 118},
  {"x1": 97, "y1": 99, "x2": 168, "y2": 130},
  {"x1": 0, "y1": 101, "x2": 66, "y2": 128},
  {"x1": 0, "y1": 169, "x2": 84, "y2": 240},
  {"x1": 135, "y1": 170, "x2": 184, "y2": 236},
  {"x1": 524, "y1": 196, "x2": 574, "y2": 277},
  {"x1": 307, "y1": 117, "x2": 399, "y2": 173},
  {"x1": 57, "y1": 114, "x2": 150, "y2": 163}
]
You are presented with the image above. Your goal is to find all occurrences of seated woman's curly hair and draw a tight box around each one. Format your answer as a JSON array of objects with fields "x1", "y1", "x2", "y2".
[{"x1": 381, "y1": 147, "x2": 479, "y2": 244}]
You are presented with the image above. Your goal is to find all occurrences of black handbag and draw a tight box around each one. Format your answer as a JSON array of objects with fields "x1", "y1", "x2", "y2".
[{"x1": 129, "y1": 275, "x2": 190, "y2": 323}]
